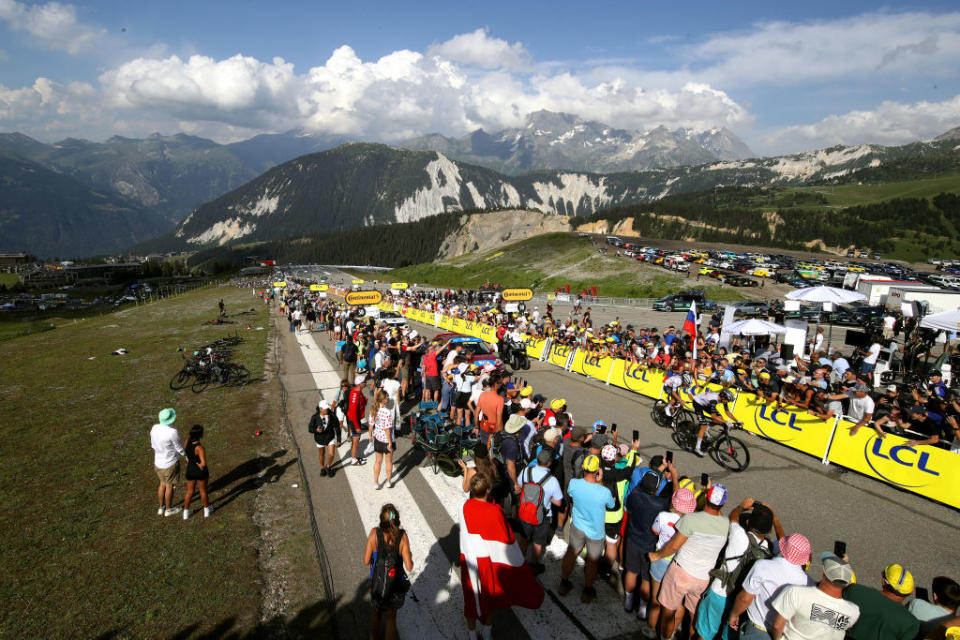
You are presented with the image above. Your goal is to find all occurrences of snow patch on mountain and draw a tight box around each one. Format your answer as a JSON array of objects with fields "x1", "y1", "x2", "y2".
[{"x1": 394, "y1": 153, "x2": 465, "y2": 223}]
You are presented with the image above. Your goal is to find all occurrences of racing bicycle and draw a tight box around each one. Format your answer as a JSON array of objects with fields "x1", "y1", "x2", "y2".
[{"x1": 670, "y1": 410, "x2": 751, "y2": 472}]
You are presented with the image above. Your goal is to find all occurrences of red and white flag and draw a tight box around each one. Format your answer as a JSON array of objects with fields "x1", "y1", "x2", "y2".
[
  {"x1": 683, "y1": 301, "x2": 698, "y2": 360},
  {"x1": 459, "y1": 499, "x2": 544, "y2": 619}
]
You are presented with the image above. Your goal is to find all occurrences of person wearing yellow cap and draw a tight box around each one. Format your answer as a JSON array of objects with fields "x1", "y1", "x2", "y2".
[
  {"x1": 559, "y1": 454, "x2": 615, "y2": 604},
  {"x1": 842, "y1": 563, "x2": 920, "y2": 640}
]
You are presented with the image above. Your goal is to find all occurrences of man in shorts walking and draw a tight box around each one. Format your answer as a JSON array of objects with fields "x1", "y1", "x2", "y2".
[
  {"x1": 560, "y1": 454, "x2": 615, "y2": 603},
  {"x1": 649, "y1": 485, "x2": 731, "y2": 640},
  {"x1": 151, "y1": 408, "x2": 186, "y2": 517}
]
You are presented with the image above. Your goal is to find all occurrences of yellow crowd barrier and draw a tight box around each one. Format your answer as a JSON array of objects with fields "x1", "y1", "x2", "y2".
[
  {"x1": 826, "y1": 420, "x2": 960, "y2": 509},
  {"x1": 391, "y1": 307, "x2": 959, "y2": 510}
]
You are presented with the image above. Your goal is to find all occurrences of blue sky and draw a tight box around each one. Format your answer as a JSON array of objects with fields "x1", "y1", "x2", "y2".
[{"x1": 1, "y1": 0, "x2": 959, "y2": 155}]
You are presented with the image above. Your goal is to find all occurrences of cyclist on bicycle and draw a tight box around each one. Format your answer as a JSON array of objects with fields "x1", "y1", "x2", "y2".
[
  {"x1": 662, "y1": 371, "x2": 692, "y2": 418},
  {"x1": 690, "y1": 389, "x2": 742, "y2": 457}
]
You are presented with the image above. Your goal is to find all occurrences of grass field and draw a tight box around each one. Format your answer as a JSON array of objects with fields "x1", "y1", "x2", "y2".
[
  {"x1": 0, "y1": 272, "x2": 18, "y2": 288},
  {"x1": 385, "y1": 233, "x2": 751, "y2": 301},
  {"x1": 0, "y1": 286, "x2": 315, "y2": 637}
]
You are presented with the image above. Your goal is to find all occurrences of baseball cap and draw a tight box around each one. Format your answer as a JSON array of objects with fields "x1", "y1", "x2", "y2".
[
  {"x1": 601, "y1": 444, "x2": 618, "y2": 463},
  {"x1": 759, "y1": 371, "x2": 771, "y2": 380},
  {"x1": 886, "y1": 384, "x2": 898, "y2": 393},
  {"x1": 820, "y1": 552, "x2": 855, "y2": 586},
  {"x1": 853, "y1": 383, "x2": 870, "y2": 393},
  {"x1": 779, "y1": 534, "x2": 812, "y2": 566},
  {"x1": 520, "y1": 386, "x2": 533, "y2": 397},
  {"x1": 640, "y1": 469, "x2": 662, "y2": 495},
  {"x1": 550, "y1": 398, "x2": 567, "y2": 410},
  {"x1": 582, "y1": 454, "x2": 601, "y2": 473},
  {"x1": 318, "y1": 400, "x2": 331, "y2": 410},
  {"x1": 504, "y1": 414, "x2": 527, "y2": 434},
  {"x1": 908, "y1": 405, "x2": 928, "y2": 416},
  {"x1": 747, "y1": 504, "x2": 774, "y2": 534},
  {"x1": 592, "y1": 420, "x2": 606, "y2": 431},
  {"x1": 505, "y1": 382, "x2": 516, "y2": 390},
  {"x1": 671, "y1": 488, "x2": 697, "y2": 514},
  {"x1": 883, "y1": 564, "x2": 915, "y2": 595},
  {"x1": 590, "y1": 433, "x2": 610, "y2": 449},
  {"x1": 706, "y1": 484, "x2": 728, "y2": 507}
]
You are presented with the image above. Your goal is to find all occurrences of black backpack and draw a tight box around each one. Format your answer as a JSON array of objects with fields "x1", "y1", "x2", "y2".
[
  {"x1": 370, "y1": 529, "x2": 409, "y2": 601},
  {"x1": 490, "y1": 431, "x2": 521, "y2": 465},
  {"x1": 342, "y1": 340, "x2": 358, "y2": 363}
]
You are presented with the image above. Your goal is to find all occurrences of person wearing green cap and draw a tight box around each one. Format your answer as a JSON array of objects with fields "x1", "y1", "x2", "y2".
[{"x1": 151, "y1": 408, "x2": 186, "y2": 517}]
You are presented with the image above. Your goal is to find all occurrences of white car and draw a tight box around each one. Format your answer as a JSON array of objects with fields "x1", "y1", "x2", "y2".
[{"x1": 379, "y1": 311, "x2": 407, "y2": 327}]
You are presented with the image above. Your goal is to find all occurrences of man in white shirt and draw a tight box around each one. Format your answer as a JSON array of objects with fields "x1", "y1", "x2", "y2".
[
  {"x1": 151, "y1": 408, "x2": 186, "y2": 517},
  {"x1": 859, "y1": 338, "x2": 882, "y2": 384},
  {"x1": 729, "y1": 533, "x2": 813, "y2": 640},
  {"x1": 883, "y1": 313, "x2": 896, "y2": 340},
  {"x1": 771, "y1": 553, "x2": 860, "y2": 640}
]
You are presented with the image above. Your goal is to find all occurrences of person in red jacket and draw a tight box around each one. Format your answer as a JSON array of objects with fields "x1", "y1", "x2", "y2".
[{"x1": 347, "y1": 372, "x2": 369, "y2": 466}]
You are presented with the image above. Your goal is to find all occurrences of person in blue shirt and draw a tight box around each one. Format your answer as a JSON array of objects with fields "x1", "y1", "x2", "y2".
[{"x1": 559, "y1": 454, "x2": 614, "y2": 604}]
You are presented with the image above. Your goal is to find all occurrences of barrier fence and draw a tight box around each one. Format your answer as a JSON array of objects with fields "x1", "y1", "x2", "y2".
[{"x1": 385, "y1": 301, "x2": 960, "y2": 510}]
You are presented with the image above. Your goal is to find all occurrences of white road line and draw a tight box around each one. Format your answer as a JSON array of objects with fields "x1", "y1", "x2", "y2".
[{"x1": 295, "y1": 330, "x2": 465, "y2": 639}]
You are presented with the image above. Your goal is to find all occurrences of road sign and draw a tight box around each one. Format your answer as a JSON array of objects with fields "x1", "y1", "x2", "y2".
[
  {"x1": 351, "y1": 278, "x2": 365, "y2": 285},
  {"x1": 310, "y1": 284, "x2": 328, "y2": 292},
  {"x1": 345, "y1": 290, "x2": 383, "y2": 305},
  {"x1": 501, "y1": 288, "x2": 534, "y2": 302},
  {"x1": 391, "y1": 282, "x2": 408, "y2": 289}
]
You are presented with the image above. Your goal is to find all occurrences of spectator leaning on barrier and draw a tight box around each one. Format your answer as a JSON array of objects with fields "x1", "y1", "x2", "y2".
[
  {"x1": 843, "y1": 563, "x2": 920, "y2": 640},
  {"x1": 908, "y1": 576, "x2": 960, "y2": 636}
]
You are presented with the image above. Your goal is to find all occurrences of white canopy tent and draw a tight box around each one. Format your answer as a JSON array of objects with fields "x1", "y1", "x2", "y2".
[
  {"x1": 723, "y1": 318, "x2": 788, "y2": 336},
  {"x1": 785, "y1": 286, "x2": 867, "y2": 304},
  {"x1": 919, "y1": 308, "x2": 960, "y2": 332}
]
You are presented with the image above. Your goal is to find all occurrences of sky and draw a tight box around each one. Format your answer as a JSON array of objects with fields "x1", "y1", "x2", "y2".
[{"x1": 1, "y1": 0, "x2": 960, "y2": 156}]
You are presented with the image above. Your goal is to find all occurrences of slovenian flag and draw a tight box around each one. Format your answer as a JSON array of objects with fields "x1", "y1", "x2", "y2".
[
  {"x1": 459, "y1": 498, "x2": 544, "y2": 619},
  {"x1": 683, "y1": 302, "x2": 698, "y2": 359}
]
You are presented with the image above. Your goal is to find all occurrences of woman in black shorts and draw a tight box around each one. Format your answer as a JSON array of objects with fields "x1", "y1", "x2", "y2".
[{"x1": 183, "y1": 425, "x2": 212, "y2": 520}]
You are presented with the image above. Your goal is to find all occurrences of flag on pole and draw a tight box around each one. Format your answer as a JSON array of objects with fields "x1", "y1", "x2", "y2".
[
  {"x1": 683, "y1": 301, "x2": 698, "y2": 360},
  {"x1": 459, "y1": 498, "x2": 544, "y2": 619}
]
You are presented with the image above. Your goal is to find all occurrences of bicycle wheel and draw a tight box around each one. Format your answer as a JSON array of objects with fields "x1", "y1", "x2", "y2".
[
  {"x1": 712, "y1": 436, "x2": 751, "y2": 472},
  {"x1": 226, "y1": 364, "x2": 251, "y2": 387},
  {"x1": 169, "y1": 369, "x2": 192, "y2": 390},
  {"x1": 671, "y1": 420, "x2": 698, "y2": 450},
  {"x1": 651, "y1": 401, "x2": 670, "y2": 427},
  {"x1": 191, "y1": 371, "x2": 211, "y2": 393}
]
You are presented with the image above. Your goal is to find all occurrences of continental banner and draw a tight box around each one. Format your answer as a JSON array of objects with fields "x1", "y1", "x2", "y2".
[
  {"x1": 609, "y1": 361, "x2": 664, "y2": 399},
  {"x1": 731, "y1": 393, "x2": 835, "y2": 459},
  {"x1": 345, "y1": 290, "x2": 383, "y2": 306},
  {"x1": 826, "y1": 420, "x2": 960, "y2": 509},
  {"x1": 547, "y1": 343, "x2": 574, "y2": 368}
]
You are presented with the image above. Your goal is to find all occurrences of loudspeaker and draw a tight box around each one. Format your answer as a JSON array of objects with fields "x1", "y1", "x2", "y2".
[{"x1": 780, "y1": 343, "x2": 794, "y2": 361}]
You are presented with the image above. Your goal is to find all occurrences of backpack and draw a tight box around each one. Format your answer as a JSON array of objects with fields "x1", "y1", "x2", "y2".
[
  {"x1": 341, "y1": 340, "x2": 358, "y2": 363},
  {"x1": 370, "y1": 529, "x2": 409, "y2": 601},
  {"x1": 518, "y1": 467, "x2": 551, "y2": 526},
  {"x1": 708, "y1": 533, "x2": 774, "y2": 596},
  {"x1": 490, "y1": 431, "x2": 521, "y2": 466}
]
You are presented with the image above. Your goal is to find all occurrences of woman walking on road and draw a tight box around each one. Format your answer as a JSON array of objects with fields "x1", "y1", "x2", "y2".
[
  {"x1": 370, "y1": 389, "x2": 395, "y2": 489},
  {"x1": 364, "y1": 503, "x2": 413, "y2": 640},
  {"x1": 183, "y1": 425, "x2": 212, "y2": 519}
]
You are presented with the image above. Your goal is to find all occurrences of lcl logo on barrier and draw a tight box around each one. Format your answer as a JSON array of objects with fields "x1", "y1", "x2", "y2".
[
  {"x1": 863, "y1": 436, "x2": 940, "y2": 488},
  {"x1": 553, "y1": 345, "x2": 571, "y2": 358},
  {"x1": 624, "y1": 364, "x2": 651, "y2": 382},
  {"x1": 753, "y1": 404, "x2": 802, "y2": 442},
  {"x1": 584, "y1": 355, "x2": 603, "y2": 367}
]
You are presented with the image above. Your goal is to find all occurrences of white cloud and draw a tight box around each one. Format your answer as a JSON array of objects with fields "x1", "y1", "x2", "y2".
[
  {"x1": 686, "y1": 11, "x2": 960, "y2": 88},
  {"x1": 758, "y1": 94, "x2": 960, "y2": 153},
  {"x1": 0, "y1": 0, "x2": 104, "y2": 54},
  {"x1": 427, "y1": 28, "x2": 530, "y2": 69}
]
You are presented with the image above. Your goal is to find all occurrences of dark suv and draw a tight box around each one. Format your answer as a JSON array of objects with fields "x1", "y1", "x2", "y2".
[{"x1": 652, "y1": 290, "x2": 718, "y2": 312}]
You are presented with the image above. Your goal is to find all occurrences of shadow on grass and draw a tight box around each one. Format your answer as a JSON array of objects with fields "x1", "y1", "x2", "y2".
[{"x1": 208, "y1": 450, "x2": 298, "y2": 510}]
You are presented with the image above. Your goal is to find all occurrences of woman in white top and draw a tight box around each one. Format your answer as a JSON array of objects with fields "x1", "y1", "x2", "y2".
[{"x1": 369, "y1": 390, "x2": 395, "y2": 489}]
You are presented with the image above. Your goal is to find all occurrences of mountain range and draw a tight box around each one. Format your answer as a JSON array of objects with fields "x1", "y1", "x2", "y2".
[
  {"x1": 1, "y1": 113, "x2": 959, "y2": 257},
  {"x1": 402, "y1": 110, "x2": 754, "y2": 174}
]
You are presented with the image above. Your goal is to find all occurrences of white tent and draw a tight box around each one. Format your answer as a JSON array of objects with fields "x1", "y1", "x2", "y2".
[
  {"x1": 919, "y1": 308, "x2": 960, "y2": 332},
  {"x1": 785, "y1": 286, "x2": 867, "y2": 304},
  {"x1": 723, "y1": 318, "x2": 788, "y2": 336}
]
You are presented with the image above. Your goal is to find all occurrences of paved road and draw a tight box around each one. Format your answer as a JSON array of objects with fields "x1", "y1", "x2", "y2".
[{"x1": 277, "y1": 267, "x2": 960, "y2": 640}]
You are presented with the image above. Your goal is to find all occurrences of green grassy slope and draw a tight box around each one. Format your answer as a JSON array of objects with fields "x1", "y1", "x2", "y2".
[{"x1": 386, "y1": 233, "x2": 750, "y2": 300}]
